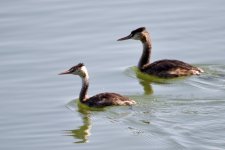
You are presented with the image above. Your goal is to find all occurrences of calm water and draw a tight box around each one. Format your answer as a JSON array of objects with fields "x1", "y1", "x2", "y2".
[{"x1": 1, "y1": 0, "x2": 225, "y2": 149}]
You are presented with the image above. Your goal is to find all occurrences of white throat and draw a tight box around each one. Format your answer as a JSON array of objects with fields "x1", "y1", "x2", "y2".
[{"x1": 80, "y1": 66, "x2": 89, "y2": 79}]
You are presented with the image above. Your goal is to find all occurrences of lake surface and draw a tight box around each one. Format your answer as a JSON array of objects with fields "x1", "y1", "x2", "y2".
[{"x1": 1, "y1": 0, "x2": 225, "y2": 149}]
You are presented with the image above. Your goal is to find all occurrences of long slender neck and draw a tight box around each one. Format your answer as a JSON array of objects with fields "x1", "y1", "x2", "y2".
[
  {"x1": 79, "y1": 76, "x2": 89, "y2": 103},
  {"x1": 138, "y1": 35, "x2": 152, "y2": 70}
]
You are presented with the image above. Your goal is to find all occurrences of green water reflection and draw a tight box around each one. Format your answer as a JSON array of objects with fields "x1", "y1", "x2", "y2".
[
  {"x1": 69, "y1": 105, "x2": 91, "y2": 143},
  {"x1": 66, "y1": 101, "x2": 105, "y2": 143}
]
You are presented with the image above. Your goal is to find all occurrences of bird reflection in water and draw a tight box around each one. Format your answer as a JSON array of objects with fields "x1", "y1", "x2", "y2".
[
  {"x1": 138, "y1": 80, "x2": 153, "y2": 95},
  {"x1": 130, "y1": 66, "x2": 181, "y2": 95},
  {"x1": 65, "y1": 101, "x2": 104, "y2": 143}
]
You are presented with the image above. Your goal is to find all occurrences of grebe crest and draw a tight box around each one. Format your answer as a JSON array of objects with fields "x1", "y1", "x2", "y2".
[
  {"x1": 118, "y1": 27, "x2": 150, "y2": 42},
  {"x1": 60, "y1": 63, "x2": 89, "y2": 79}
]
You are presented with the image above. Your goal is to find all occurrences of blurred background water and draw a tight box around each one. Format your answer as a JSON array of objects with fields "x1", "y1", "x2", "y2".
[{"x1": 0, "y1": 0, "x2": 225, "y2": 149}]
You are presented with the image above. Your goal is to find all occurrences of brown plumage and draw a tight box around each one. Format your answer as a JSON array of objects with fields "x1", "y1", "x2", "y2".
[
  {"x1": 83, "y1": 92, "x2": 134, "y2": 107},
  {"x1": 143, "y1": 59, "x2": 203, "y2": 78},
  {"x1": 118, "y1": 27, "x2": 204, "y2": 78},
  {"x1": 59, "y1": 63, "x2": 136, "y2": 107}
]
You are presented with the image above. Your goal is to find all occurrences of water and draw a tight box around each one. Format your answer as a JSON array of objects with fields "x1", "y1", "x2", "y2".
[{"x1": 1, "y1": 0, "x2": 225, "y2": 149}]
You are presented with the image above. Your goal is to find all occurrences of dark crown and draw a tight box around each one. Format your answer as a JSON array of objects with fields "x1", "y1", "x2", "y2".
[
  {"x1": 77, "y1": 63, "x2": 84, "y2": 68},
  {"x1": 131, "y1": 27, "x2": 146, "y2": 35},
  {"x1": 69, "y1": 63, "x2": 84, "y2": 72}
]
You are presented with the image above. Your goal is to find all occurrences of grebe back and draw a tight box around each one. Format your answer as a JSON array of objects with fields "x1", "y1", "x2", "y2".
[
  {"x1": 59, "y1": 63, "x2": 136, "y2": 107},
  {"x1": 117, "y1": 27, "x2": 204, "y2": 78}
]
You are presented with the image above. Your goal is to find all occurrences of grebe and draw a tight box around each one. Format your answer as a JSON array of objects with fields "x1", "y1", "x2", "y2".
[
  {"x1": 59, "y1": 63, "x2": 136, "y2": 107},
  {"x1": 117, "y1": 27, "x2": 204, "y2": 78}
]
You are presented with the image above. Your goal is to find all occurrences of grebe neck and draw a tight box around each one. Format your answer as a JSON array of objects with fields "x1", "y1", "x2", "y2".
[
  {"x1": 79, "y1": 76, "x2": 89, "y2": 103},
  {"x1": 138, "y1": 36, "x2": 152, "y2": 70}
]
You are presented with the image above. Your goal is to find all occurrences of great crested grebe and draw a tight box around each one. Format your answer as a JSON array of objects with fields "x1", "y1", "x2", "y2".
[
  {"x1": 117, "y1": 27, "x2": 204, "y2": 78},
  {"x1": 59, "y1": 63, "x2": 136, "y2": 107}
]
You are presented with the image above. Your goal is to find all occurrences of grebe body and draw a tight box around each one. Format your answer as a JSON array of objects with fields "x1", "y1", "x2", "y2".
[
  {"x1": 59, "y1": 63, "x2": 136, "y2": 107},
  {"x1": 118, "y1": 27, "x2": 203, "y2": 78}
]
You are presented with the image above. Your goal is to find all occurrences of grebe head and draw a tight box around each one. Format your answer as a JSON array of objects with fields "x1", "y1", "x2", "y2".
[
  {"x1": 117, "y1": 27, "x2": 149, "y2": 42},
  {"x1": 59, "y1": 63, "x2": 89, "y2": 78}
]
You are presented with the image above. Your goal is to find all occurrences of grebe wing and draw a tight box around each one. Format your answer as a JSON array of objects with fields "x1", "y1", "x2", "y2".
[
  {"x1": 148, "y1": 59, "x2": 194, "y2": 70},
  {"x1": 143, "y1": 59, "x2": 201, "y2": 77},
  {"x1": 85, "y1": 93, "x2": 134, "y2": 107}
]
